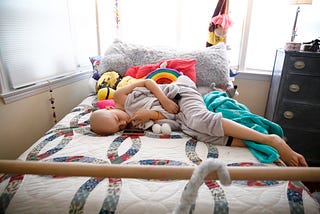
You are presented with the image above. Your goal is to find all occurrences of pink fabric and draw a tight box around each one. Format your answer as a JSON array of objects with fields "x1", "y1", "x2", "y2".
[
  {"x1": 211, "y1": 14, "x2": 233, "y2": 30},
  {"x1": 96, "y1": 100, "x2": 115, "y2": 109},
  {"x1": 124, "y1": 58, "x2": 197, "y2": 83}
]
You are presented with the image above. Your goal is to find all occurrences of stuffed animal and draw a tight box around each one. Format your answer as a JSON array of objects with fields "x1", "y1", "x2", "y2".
[
  {"x1": 96, "y1": 68, "x2": 181, "y2": 101},
  {"x1": 96, "y1": 71, "x2": 122, "y2": 92},
  {"x1": 97, "y1": 87, "x2": 116, "y2": 101},
  {"x1": 152, "y1": 123, "x2": 172, "y2": 135},
  {"x1": 97, "y1": 75, "x2": 140, "y2": 101}
]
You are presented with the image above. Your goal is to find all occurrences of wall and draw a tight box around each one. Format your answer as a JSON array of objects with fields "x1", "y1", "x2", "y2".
[
  {"x1": 233, "y1": 77, "x2": 271, "y2": 116},
  {"x1": 0, "y1": 79, "x2": 91, "y2": 159}
]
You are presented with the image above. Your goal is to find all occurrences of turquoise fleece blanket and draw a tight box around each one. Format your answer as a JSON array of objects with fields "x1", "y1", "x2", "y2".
[{"x1": 203, "y1": 91, "x2": 283, "y2": 163}]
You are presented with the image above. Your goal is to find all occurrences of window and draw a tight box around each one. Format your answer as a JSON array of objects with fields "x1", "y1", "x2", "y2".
[
  {"x1": 242, "y1": 0, "x2": 320, "y2": 72},
  {"x1": 1, "y1": 0, "x2": 319, "y2": 103},
  {"x1": 101, "y1": 0, "x2": 319, "y2": 72},
  {"x1": 0, "y1": 0, "x2": 99, "y2": 103}
]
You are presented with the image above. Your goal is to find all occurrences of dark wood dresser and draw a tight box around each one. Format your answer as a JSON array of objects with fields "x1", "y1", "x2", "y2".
[{"x1": 265, "y1": 49, "x2": 320, "y2": 166}]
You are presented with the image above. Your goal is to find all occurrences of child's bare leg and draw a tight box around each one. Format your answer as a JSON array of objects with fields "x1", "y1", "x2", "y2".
[{"x1": 222, "y1": 118, "x2": 308, "y2": 167}]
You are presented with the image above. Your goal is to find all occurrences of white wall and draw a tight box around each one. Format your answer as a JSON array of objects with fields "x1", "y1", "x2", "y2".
[
  {"x1": 234, "y1": 77, "x2": 271, "y2": 116},
  {"x1": 0, "y1": 79, "x2": 91, "y2": 159}
]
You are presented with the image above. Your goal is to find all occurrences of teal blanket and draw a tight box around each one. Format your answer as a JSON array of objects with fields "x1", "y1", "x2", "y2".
[{"x1": 203, "y1": 91, "x2": 283, "y2": 163}]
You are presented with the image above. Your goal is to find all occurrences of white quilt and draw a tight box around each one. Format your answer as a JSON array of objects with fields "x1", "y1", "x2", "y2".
[{"x1": 0, "y1": 95, "x2": 319, "y2": 214}]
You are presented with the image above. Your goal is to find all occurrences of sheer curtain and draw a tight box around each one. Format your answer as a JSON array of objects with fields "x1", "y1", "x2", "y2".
[
  {"x1": 105, "y1": 0, "x2": 319, "y2": 71},
  {"x1": 1, "y1": 0, "x2": 319, "y2": 96},
  {"x1": 0, "y1": 0, "x2": 97, "y2": 90},
  {"x1": 100, "y1": 0, "x2": 215, "y2": 49}
]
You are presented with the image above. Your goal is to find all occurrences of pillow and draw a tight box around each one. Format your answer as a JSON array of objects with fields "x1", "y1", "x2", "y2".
[
  {"x1": 99, "y1": 40, "x2": 230, "y2": 89},
  {"x1": 125, "y1": 63, "x2": 159, "y2": 79},
  {"x1": 89, "y1": 56, "x2": 102, "y2": 74},
  {"x1": 125, "y1": 58, "x2": 196, "y2": 83},
  {"x1": 145, "y1": 68, "x2": 181, "y2": 84},
  {"x1": 161, "y1": 59, "x2": 196, "y2": 83}
]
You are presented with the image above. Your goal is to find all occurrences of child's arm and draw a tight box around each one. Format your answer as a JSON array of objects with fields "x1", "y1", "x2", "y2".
[
  {"x1": 113, "y1": 79, "x2": 179, "y2": 113},
  {"x1": 128, "y1": 109, "x2": 166, "y2": 126}
]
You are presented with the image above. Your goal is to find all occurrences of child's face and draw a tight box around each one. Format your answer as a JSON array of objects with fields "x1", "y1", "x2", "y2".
[
  {"x1": 90, "y1": 109, "x2": 130, "y2": 135},
  {"x1": 107, "y1": 109, "x2": 130, "y2": 133}
]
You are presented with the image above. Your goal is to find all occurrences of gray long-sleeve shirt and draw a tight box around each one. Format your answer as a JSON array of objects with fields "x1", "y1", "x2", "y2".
[{"x1": 124, "y1": 75, "x2": 227, "y2": 145}]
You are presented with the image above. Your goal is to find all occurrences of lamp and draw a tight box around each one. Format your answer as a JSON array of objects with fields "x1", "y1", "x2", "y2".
[{"x1": 289, "y1": 0, "x2": 313, "y2": 42}]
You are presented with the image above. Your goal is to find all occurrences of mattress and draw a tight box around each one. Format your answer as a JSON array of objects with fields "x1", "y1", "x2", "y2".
[{"x1": 0, "y1": 95, "x2": 319, "y2": 214}]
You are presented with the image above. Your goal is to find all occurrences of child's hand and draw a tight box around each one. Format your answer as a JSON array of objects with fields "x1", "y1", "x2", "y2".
[
  {"x1": 160, "y1": 98, "x2": 179, "y2": 114},
  {"x1": 129, "y1": 109, "x2": 153, "y2": 126}
]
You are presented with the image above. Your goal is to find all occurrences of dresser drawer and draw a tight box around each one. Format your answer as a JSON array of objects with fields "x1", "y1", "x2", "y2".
[
  {"x1": 275, "y1": 101, "x2": 320, "y2": 131},
  {"x1": 286, "y1": 55, "x2": 320, "y2": 76},
  {"x1": 283, "y1": 128, "x2": 320, "y2": 166},
  {"x1": 281, "y1": 74, "x2": 320, "y2": 103}
]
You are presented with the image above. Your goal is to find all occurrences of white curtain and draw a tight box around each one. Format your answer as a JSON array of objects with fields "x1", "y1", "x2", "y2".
[{"x1": 0, "y1": 0, "x2": 97, "y2": 89}]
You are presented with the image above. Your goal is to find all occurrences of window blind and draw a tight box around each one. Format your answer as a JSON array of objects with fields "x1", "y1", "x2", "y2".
[{"x1": 0, "y1": 0, "x2": 97, "y2": 89}]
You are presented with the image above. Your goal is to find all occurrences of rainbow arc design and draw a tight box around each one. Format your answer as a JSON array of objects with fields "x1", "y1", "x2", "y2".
[{"x1": 146, "y1": 68, "x2": 181, "y2": 84}]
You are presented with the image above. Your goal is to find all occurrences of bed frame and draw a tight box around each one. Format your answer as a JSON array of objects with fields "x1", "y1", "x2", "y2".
[{"x1": 1, "y1": 160, "x2": 319, "y2": 181}]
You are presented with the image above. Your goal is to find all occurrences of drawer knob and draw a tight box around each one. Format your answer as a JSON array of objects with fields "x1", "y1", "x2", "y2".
[
  {"x1": 294, "y1": 60, "x2": 305, "y2": 69},
  {"x1": 289, "y1": 84, "x2": 300, "y2": 92},
  {"x1": 283, "y1": 111, "x2": 294, "y2": 119}
]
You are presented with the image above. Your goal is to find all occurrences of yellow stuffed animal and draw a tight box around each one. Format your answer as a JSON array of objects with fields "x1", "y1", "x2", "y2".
[
  {"x1": 96, "y1": 71, "x2": 122, "y2": 93},
  {"x1": 97, "y1": 87, "x2": 116, "y2": 101},
  {"x1": 96, "y1": 71, "x2": 141, "y2": 101}
]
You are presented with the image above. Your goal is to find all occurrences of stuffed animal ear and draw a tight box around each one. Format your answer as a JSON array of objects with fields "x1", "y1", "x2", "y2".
[{"x1": 97, "y1": 87, "x2": 115, "y2": 100}]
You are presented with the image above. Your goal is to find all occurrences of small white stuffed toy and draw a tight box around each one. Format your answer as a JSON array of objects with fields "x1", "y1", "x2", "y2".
[{"x1": 152, "y1": 123, "x2": 171, "y2": 135}]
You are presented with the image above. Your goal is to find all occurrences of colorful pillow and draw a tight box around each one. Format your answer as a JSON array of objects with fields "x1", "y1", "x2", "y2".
[
  {"x1": 125, "y1": 58, "x2": 196, "y2": 83},
  {"x1": 160, "y1": 59, "x2": 196, "y2": 83},
  {"x1": 145, "y1": 68, "x2": 181, "y2": 84},
  {"x1": 89, "y1": 56, "x2": 102, "y2": 73}
]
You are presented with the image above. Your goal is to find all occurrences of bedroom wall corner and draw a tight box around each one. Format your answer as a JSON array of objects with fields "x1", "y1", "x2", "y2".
[
  {"x1": 233, "y1": 78, "x2": 271, "y2": 116},
  {"x1": 0, "y1": 79, "x2": 91, "y2": 160}
]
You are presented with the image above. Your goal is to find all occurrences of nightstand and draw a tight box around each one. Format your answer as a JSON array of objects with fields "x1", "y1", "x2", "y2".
[{"x1": 265, "y1": 49, "x2": 320, "y2": 166}]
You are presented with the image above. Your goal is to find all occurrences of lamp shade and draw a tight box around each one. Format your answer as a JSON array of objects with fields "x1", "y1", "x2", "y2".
[{"x1": 289, "y1": 0, "x2": 312, "y2": 4}]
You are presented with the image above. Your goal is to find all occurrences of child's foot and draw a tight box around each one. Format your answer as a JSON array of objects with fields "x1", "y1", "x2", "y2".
[{"x1": 269, "y1": 134, "x2": 308, "y2": 167}]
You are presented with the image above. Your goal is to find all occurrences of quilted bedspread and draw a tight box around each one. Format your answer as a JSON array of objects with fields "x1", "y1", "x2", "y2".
[{"x1": 0, "y1": 95, "x2": 319, "y2": 214}]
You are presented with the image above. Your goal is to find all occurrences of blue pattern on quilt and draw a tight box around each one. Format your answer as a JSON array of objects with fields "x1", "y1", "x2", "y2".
[
  {"x1": 70, "y1": 177, "x2": 105, "y2": 213},
  {"x1": 287, "y1": 181, "x2": 305, "y2": 214},
  {"x1": 107, "y1": 136, "x2": 142, "y2": 164},
  {"x1": 99, "y1": 178, "x2": 122, "y2": 214},
  {"x1": 185, "y1": 138, "x2": 229, "y2": 214},
  {"x1": 70, "y1": 107, "x2": 92, "y2": 127},
  {"x1": 47, "y1": 156, "x2": 121, "y2": 214},
  {"x1": 0, "y1": 174, "x2": 24, "y2": 213}
]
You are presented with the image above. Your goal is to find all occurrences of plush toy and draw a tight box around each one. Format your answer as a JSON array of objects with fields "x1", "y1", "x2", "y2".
[
  {"x1": 96, "y1": 71, "x2": 122, "y2": 92},
  {"x1": 97, "y1": 87, "x2": 116, "y2": 101},
  {"x1": 152, "y1": 123, "x2": 172, "y2": 135},
  {"x1": 97, "y1": 75, "x2": 140, "y2": 101},
  {"x1": 96, "y1": 68, "x2": 182, "y2": 101},
  {"x1": 116, "y1": 76, "x2": 141, "y2": 89}
]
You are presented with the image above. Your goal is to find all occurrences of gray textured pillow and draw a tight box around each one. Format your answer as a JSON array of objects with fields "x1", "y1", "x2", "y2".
[{"x1": 99, "y1": 40, "x2": 230, "y2": 89}]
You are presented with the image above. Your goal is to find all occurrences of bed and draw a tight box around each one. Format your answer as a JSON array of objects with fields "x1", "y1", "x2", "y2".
[{"x1": 1, "y1": 41, "x2": 319, "y2": 214}]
